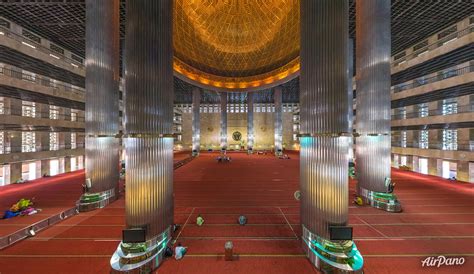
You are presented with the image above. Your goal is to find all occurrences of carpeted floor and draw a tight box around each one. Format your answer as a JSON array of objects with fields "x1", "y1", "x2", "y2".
[
  {"x1": 0, "y1": 152, "x2": 473, "y2": 274},
  {"x1": 0, "y1": 171, "x2": 84, "y2": 236}
]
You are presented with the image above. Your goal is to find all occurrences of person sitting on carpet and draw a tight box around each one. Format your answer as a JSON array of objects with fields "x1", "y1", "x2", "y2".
[
  {"x1": 16, "y1": 178, "x2": 26, "y2": 184},
  {"x1": 175, "y1": 242, "x2": 187, "y2": 260},
  {"x1": 196, "y1": 214, "x2": 205, "y2": 226},
  {"x1": 238, "y1": 215, "x2": 247, "y2": 225}
]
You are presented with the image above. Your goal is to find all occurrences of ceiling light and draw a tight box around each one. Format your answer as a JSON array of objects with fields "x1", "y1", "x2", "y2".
[
  {"x1": 71, "y1": 63, "x2": 79, "y2": 68},
  {"x1": 22, "y1": 41, "x2": 36, "y2": 49},
  {"x1": 49, "y1": 54, "x2": 60, "y2": 59}
]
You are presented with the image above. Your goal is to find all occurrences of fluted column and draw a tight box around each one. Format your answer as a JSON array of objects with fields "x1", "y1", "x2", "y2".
[
  {"x1": 111, "y1": 1, "x2": 174, "y2": 272},
  {"x1": 274, "y1": 87, "x2": 283, "y2": 154},
  {"x1": 192, "y1": 87, "x2": 200, "y2": 155},
  {"x1": 80, "y1": 0, "x2": 120, "y2": 211},
  {"x1": 300, "y1": 0, "x2": 363, "y2": 271},
  {"x1": 356, "y1": 0, "x2": 400, "y2": 212},
  {"x1": 348, "y1": 39, "x2": 354, "y2": 160},
  {"x1": 220, "y1": 92, "x2": 228, "y2": 150},
  {"x1": 247, "y1": 92, "x2": 254, "y2": 152}
]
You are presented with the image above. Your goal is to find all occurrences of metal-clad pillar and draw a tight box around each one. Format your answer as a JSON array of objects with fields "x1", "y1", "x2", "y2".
[
  {"x1": 80, "y1": 0, "x2": 120, "y2": 211},
  {"x1": 274, "y1": 87, "x2": 283, "y2": 154},
  {"x1": 300, "y1": 0, "x2": 363, "y2": 271},
  {"x1": 220, "y1": 92, "x2": 227, "y2": 150},
  {"x1": 247, "y1": 92, "x2": 254, "y2": 152},
  {"x1": 348, "y1": 39, "x2": 354, "y2": 161},
  {"x1": 111, "y1": 1, "x2": 174, "y2": 271},
  {"x1": 192, "y1": 87, "x2": 200, "y2": 155},
  {"x1": 356, "y1": 0, "x2": 401, "y2": 212}
]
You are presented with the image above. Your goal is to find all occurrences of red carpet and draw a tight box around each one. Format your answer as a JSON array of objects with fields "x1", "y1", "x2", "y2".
[
  {"x1": 0, "y1": 152, "x2": 473, "y2": 274},
  {"x1": 0, "y1": 171, "x2": 84, "y2": 237}
]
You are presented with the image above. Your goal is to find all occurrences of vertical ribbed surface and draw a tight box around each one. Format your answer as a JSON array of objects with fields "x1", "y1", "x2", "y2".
[
  {"x1": 247, "y1": 92, "x2": 254, "y2": 149},
  {"x1": 86, "y1": 137, "x2": 119, "y2": 193},
  {"x1": 274, "y1": 87, "x2": 283, "y2": 151},
  {"x1": 348, "y1": 39, "x2": 354, "y2": 159},
  {"x1": 347, "y1": 39, "x2": 354, "y2": 134},
  {"x1": 125, "y1": 0, "x2": 173, "y2": 135},
  {"x1": 125, "y1": 138, "x2": 173, "y2": 239},
  {"x1": 300, "y1": 0, "x2": 349, "y2": 237},
  {"x1": 355, "y1": 0, "x2": 391, "y2": 193},
  {"x1": 124, "y1": 0, "x2": 174, "y2": 239},
  {"x1": 300, "y1": 137, "x2": 350, "y2": 238},
  {"x1": 192, "y1": 88, "x2": 201, "y2": 152},
  {"x1": 220, "y1": 92, "x2": 228, "y2": 149},
  {"x1": 85, "y1": 0, "x2": 120, "y2": 194},
  {"x1": 300, "y1": 0, "x2": 349, "y2": 135}
]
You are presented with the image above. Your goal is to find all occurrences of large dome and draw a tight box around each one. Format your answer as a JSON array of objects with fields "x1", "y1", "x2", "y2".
[{"x1": 173, "y1": 0, "x2": 300, "y2": 91}]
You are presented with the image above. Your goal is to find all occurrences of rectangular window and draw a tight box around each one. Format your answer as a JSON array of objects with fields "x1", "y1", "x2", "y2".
[
  {"x1": 50, "y1": 132, "x2": 59, "y2": 151},
  {"x1": 418, "y1": 103, "x2": 429, "y2": 118},
  {"x1": 419, "y1": 130, "x2": 429, "y2": 149},
  {"x1": 397, "y1": 107, "x2": 406, "y2": 120},
  {"x1": 71, "y1": 132, "x2": 77, "y2": 149},
  {"x1": 22, "y1": 132, "x2": 36, "y2": 152},
  {"x1": 0, "y1": 131, "x2": 4, "y2": 154},
  {"x1": 394, "y1": 51, "x2": 406, "y2": 61},
  {"x1": 71, "y1": 110, "x2": 77, "y2": 121},
  {"x1": 401, "y1": 131, "x2": 407, "y2": 148},
  {"x1": 438, "y1": 25, "x2": 457, "y2": 40},
  {"x1": 0, "y1": 99, "x2": 4, "y2": 115},
  {"x1": 49, "y1": 105, "x2": 59, "y2": 120},
  {"x1": 71, "y1": 54, "x2": 83, "y2": 64},
  {"x1": 413, "y1": 40, "x2": 428, "y2": 52},
  {"x1": 22, "y1": 101, "x2": 36, "y2": 118},
  {"x1": 442, "y1": 99, "x2": 458, "y2": 115},
  {"x1": 50, "y1": 44, "x2": 65, "y2": 55},
  {"x1": 22, "y1": 29, "x2": 41, "y2": 44},
  {"x1": 442, "y1": 129, "x2": 457, "y2": 150}
]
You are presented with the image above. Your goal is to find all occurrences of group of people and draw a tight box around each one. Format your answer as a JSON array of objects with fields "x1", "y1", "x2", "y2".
[
  {"x1": 216, "y1": 156, "x2": 232, "y2": 163},
  {"x1": 278, "y1": 154, "x2": 291, "y2": 160}
]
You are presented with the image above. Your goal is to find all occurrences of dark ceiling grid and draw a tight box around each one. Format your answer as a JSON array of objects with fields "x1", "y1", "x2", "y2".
[{"x1": 2, "y1": 1, "x2": 472, "y2": 59}]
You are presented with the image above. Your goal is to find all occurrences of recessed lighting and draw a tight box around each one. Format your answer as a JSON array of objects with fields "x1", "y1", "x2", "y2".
[
  {"x1": 71, "y1": 63, "x2": 79, "y2": 68},
  {"x1": 22, "y1": 41, "x2": 36, "y2": 49},
  {"x1": 443, "y1": 37, "x2": 457, "y2": 45},
  {"x1": 49, "y1": 54, "x2": 60, "y2": 59}
]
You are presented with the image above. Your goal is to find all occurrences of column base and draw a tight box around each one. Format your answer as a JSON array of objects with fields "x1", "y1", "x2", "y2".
[
  {"x1": 358, "y1": 186, "x2": 402, "y2": 212},
  {"x1": 111, "y1": 228, "x2": 171, "y2": 273},
  {"x1": 77, "y1": 188, "x2": 116, "y2": 212},
  {"x1": 302, "y1": 226, "x2": 363, "y2": 273},
  {"x1": 247, "y1": 148, "x2": 253, "y2": 154},
  {"x1": 192, "y1": 150, "x2": 199, "y2": 156}
]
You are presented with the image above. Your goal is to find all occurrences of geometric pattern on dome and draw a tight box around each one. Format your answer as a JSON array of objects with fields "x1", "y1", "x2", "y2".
[
  {"x1": 173, "y1": 0, "x2": 300, "y2": 90},
  {"x1": 174, "y1": 0, "x2": 300, "y2": 78}
]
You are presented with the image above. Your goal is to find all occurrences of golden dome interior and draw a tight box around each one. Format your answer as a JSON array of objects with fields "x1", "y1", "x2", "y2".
[{"x1": 173, "y1": 0, "x2": 300, "y2": 90}]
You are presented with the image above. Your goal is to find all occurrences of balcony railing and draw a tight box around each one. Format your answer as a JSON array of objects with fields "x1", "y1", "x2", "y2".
[
  {"x1": 393, "y1": 25, "x2": 474, "y2": 67},
  {"x1": 392, "y1": 141, "x2": 473, "y2": 152},
  {"x1": 0, "y1": 143, "x2": 85, "y2": 154},
  {"x1": 0, "y1": 66, "x2": 85, "y2": 97},
  {"x1": 392, "y1": 104, "x2": 473, "y2": 120},
  {"x1": 392, "y1": 65, "x2": 473, "y2": 93},
  {"x1": 0, "y1": 26, "x2": 84, "y2": 69},
  {"x1": 0, "y1": 107, "x2": 85, "y2": 122}
]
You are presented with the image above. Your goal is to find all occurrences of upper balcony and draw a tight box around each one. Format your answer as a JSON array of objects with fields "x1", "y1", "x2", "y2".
[
  {"x1": 0, "y1": 25, "x2": 85, "y2": 76},
  {"x1": 391, "y1": 104, "x2": 473, "y2": 127},
  {"x1": 0, "y1": 65, "x2": 85, "y2": 103},
  {"x1": 391, "y1": 63, "x2": 473, "y2": 101},
  {"x1": 391, "y1": 17, "x2": 473, "y2": 73}
]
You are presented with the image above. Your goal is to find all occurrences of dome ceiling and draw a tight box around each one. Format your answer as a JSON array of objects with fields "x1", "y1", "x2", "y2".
[{"x1": 173, "y1": 0, "x2": 300, "y2": 91}]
